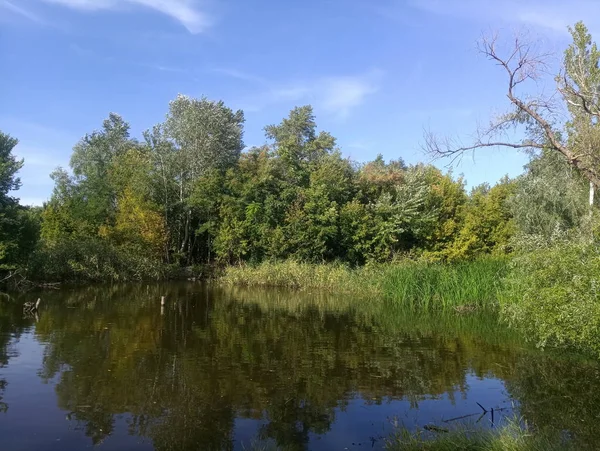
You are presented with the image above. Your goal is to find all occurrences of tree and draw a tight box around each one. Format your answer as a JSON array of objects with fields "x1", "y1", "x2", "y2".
[
  {"x1": 0, "y1": 132, "x2": 22, "y2": 202},
  {"x1": 70, "y1": 113, "x2": 133, "y2": 228},
  {"x1": 356, "y1": 154, "x2": 406, "y2": 202},
  {"x1": 101, "y1": 149, "x2": 167, "y2": 260},
  {"x1": 0, "y1": 132, "x2": 27, "y2": 270},
  {"x1": 509, "y1": 150, "x2": 588, "y2": 241},
  {"x1": 559, "y1": 22, "x2": 600, "y2": 206},
  {"x1": 445, "y1": 178, "x2": 516, "y2": 259},
  {"x1": 265, "y1": 105, "x2": 335, "y2": 188},
  {"x1": 420, "y1": 167, "x2": 468, "y2": 261},
  {"x1": 368, "y1": 166, "x2": 438, "y2": 261},
  {"x1": 425, "y1": 22, "x2": 600, "y2": 206},
  {"x1": 148, "y1": 95, "x2": 245, "y2": 263},
  {"x1": 41, "y1": 115, "x2": 137, "y2": 245}
]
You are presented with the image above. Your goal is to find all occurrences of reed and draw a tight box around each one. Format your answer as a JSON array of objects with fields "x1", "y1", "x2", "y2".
[
  {"x1": 379, "y1": 257, "x2": 508, "y2": 309},
  {"x1": 220, "y1": 260, "x2": 382, "y2": 296},
  {"x1": 220, "y1": 257, "x2": 508, "y2": 310}
]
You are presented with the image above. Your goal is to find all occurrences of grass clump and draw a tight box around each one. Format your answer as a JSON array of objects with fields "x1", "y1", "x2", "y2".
[{"x1": 386, "y1": 419, "x2": 574, "y2": 451}]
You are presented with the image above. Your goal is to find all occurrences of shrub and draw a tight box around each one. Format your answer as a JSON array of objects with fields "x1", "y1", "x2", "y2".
[
  {"x1": 500, "y1": 241, "x2": 600, "y2": 356},
  {"x1": 26, "y1": 238, "x2": 168, "y2": 283}
]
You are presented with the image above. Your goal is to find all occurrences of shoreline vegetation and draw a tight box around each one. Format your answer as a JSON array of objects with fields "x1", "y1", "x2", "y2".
[
  {"x1": 219, "y1": 257, "x2": 507, "y2": 311},
  {"x1": 385, "y1": 418, "x2": 575, "y2": 451}
]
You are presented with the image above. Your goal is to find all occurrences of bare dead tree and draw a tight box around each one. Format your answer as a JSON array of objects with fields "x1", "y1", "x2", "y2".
[{"x1": 424, "y1": 30, "x2": 600, "y2": 198}]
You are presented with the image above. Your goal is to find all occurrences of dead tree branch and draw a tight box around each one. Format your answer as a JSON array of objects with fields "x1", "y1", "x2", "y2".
[{"x1": 424, "y1": 30, "x2": 600, "y2": 189}]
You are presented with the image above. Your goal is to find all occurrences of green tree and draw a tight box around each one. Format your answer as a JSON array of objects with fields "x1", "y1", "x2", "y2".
[
  {"x1": 215, "y1": 146, "x2": 284, "y2": 263},
  {"x1": 0, "y1": 131, "x2": 39, "y2": 272},
  {"x1": 149, "y1": 95, "x2": 245, "y2": 263},
  {"x1": 559, "y1": 22, "x2": 600, "y2": 206},
  {"x1": 420, "y1": 167, "x2": 468, "y2": 261},
  {"x1": 446, "y1": 178, "x2": 516, "y2": 259},
  {"x1": 69, "y1": 113, "x2": 133, "y2": 229},
  {"x1": 0, "y1": 132, "x2": 22, "y2": 199},
  {"x1": 509, "y1": 150, "x2": 588, "y2": 242},
  {"x1": 368, "y1": 166, "x2": 438, "y2": 261}
]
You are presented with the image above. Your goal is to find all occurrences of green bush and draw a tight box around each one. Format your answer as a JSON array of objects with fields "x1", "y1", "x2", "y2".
[
  {"x1": 501, "y1": 241, "x2": 600, "y2": 356},
  {"x1": 26, "y1": 238, "x2": 169, "y2": 283}
]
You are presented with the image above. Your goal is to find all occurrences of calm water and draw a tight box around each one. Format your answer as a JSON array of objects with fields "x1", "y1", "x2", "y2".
[{"x1": 0, "y1": 283, "x2": 599, "y2": 450}]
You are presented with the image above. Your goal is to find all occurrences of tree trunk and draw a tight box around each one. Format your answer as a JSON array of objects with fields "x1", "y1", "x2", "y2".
[
  {"x1": 590, "y1": 181, "x2": 595, "y2": 210},
  {"x1": 180, "y1": 210, "x2": 190, "y2": 255}
]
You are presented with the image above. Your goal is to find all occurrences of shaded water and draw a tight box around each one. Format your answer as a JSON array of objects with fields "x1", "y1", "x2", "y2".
[{"x1": 0, "y1": 283, "x2": 599, "y2": 450}]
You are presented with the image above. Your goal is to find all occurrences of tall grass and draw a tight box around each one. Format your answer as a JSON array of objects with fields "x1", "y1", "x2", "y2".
[
  {"x1": 386, "y1": 418, "x2": 574, "y2": 451},
  {"x1": 380, "y1": 257, "x2": 508, "y2": 309},
  {"x1": 220, "y1": 260, "x2": 382, "y2": 295},
  {"x1": 220, "y1": 257, "x2": 508, "y2": 310}
]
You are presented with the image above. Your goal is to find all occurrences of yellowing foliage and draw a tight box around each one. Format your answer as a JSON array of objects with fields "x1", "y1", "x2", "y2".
[{"x1": 108, "y1": 187, "x2": 166, "y2": 258}]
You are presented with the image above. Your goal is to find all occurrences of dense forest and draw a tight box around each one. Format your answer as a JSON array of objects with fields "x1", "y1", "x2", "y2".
[
  {"x1": 2, "y1": 22, "x2": 600, "y2": 356},
  {"x1": 0, "y1": 95, "x2": 589, "y2": 282},
  {"x1": 1, "y1": 100, "x2": 539, "y2": 281}
]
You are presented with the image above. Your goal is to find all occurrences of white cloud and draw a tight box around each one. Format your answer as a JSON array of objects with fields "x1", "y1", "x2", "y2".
[
  {"x1": 209, "y1": 67, "x2": 269, "y2": 85},
  {"x1": 233, "y1": 69, "x2": 383, "y2": 119},
  {"x1": 1, "y1": 0, "x2": 44, "y2": 23},
  {"x1": 38, "y1": 0, "x2": 212, "y2": 33},
  {"x1": 408, "y1": 0, "x2": 600, "y2": 36},
  {"x1": 320, "y1": 72, "x2": 381, "y2": 119}
]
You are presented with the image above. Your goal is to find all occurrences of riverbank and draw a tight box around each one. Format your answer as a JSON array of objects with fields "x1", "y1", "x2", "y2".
[{"x1": 9, "y1": 241, "x2": 600, "y2": 359}]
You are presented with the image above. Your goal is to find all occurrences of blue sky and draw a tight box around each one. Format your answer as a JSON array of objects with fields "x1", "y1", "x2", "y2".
[{"x1": 2, "y1": 0, "x2": 599, "y2": 206}]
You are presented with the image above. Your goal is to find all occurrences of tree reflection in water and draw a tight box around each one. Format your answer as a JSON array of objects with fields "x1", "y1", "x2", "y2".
[{"x1": 0, "y1": 284, "x2": 597, "y2": 450}]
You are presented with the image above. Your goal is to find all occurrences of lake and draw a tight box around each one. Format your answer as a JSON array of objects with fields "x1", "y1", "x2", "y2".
[{"x1": 0, "y1": 283, "x2": 599, "y2": 450}]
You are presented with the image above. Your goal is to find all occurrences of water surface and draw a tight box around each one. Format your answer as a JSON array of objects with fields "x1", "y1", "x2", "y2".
[{"x1": 0, "y1": 284, "x2": 599, "y2": 450}]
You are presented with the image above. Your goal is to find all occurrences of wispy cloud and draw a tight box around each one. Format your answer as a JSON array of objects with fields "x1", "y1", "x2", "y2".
[
  {"x1": 408, "y1": 0, "x2": 600, "y2": 36},
  {"x1": 209, "y1": 67, "x2": 269, "y2": 85},
  {"x1": 1, "y1": 0, "x2": 44, "y2": 23},
  {"x1": 320, "y1": 71, "x2": 382, "y2": 119},
  {"x1": 233, "y1": 69, "x2": 383, "y2": 119},
  {"x1": 38, "y1": 0, "x2": 212, "y2": 33}
]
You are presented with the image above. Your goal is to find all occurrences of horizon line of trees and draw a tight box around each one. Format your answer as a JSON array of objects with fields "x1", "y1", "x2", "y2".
[{"x1": 0, "y1": 98, "x2": 587, "y2": 282}]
